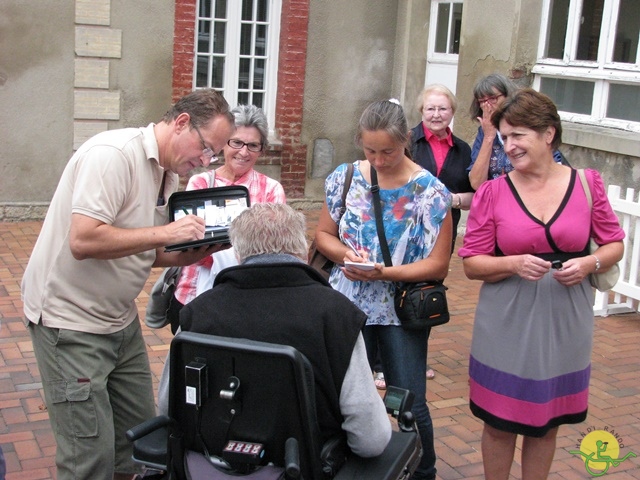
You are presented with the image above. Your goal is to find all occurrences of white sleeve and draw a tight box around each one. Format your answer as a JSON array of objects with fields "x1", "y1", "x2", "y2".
[
  {"x1": 195, "y1": 247, "x2": 239, "y2": 296},
  {"x1": 339, "y1": 333, "x2": 392, "y2": 457}
]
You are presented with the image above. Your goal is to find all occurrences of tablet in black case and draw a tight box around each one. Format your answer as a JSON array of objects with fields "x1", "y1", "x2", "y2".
[{"x1": 164, "y1": 185, "x2": 250, "y2": 252}]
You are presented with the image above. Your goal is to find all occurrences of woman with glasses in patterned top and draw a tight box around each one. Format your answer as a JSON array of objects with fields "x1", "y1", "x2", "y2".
[
  {"x1": 166, "y1": 104, "x2": 286, "y2": 333},
  {"x1": 467, "y1": 74, "x2": 518, "y2": 190},
  {"x1": 467, "y1": 74, "x2": 565, "y2": 190}
]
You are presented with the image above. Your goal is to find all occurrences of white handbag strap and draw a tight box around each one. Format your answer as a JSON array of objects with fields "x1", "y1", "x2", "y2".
[
  {"x1": 208, "y1": 169, "x2": 216, "y2": 188},
  {"x1": 577, "y1": 169, "x2": 592, "y2": 210}
]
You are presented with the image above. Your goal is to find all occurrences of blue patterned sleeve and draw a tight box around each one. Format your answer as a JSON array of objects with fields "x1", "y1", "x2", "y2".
[
  {"x1": 422, "y1": 175, "x2": 452, "y2": 225},
  {"x1": 469, "y1": 126, "x2": 483, "y2": 168},
  {"x1": 325, "y1": 163, "x2": 350, "y2": 223}
]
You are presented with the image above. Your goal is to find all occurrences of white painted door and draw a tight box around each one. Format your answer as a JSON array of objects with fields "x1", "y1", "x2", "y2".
[{"x1": 424, "y1": 0, "x2": 463, "y2": 94}]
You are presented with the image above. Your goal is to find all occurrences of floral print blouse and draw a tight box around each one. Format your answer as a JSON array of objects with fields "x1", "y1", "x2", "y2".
[{"x1": 325, "y1": 161, "x2": 451, "y2": 326}]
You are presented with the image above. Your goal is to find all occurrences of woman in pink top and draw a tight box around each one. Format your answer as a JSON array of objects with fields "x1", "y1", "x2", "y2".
[
  {"x1": 459, "y1": 89, "x2": 624, "y2": 479},
  {"x1": 169, "y1": 105, "x2": 286, "y2": 332}
]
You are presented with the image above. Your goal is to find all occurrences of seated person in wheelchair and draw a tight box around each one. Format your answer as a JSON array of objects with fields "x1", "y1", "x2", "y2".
[{"x1": 158, "y1": 203, "x2": 392, "y2": 457}]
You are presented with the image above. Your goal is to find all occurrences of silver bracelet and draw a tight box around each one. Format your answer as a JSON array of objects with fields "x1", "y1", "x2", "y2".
[{"x1": 591, "y1": 254, "x2": 601, "y2": 272}]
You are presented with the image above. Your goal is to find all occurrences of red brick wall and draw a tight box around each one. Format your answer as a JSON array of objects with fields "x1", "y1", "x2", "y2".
[
  {"x1": 172, "y1": 0, "x2": 310, "y2": 198},
  {"x1": 275, "y1": 0, "x2": 309, "y2": 198},
  {"x1": 173, "y1": 0, "x2": 197, "y2": 102}
]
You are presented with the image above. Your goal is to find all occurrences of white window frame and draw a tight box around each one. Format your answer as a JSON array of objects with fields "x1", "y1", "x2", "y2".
[
  {"x1": 427, "y1": 0, "x2": 464, "y2": 67},
  {"x1": 193, "y1": 0, "x2": 282, "y2": 137},
  {"x1": 532, "y1": 0, "x2": 640, "y2": 132}
]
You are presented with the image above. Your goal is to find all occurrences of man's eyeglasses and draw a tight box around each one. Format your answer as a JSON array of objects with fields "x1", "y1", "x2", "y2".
[
  {"x1": 478, "y1": 94, "x2": 504, "y2": 106},
  {"x1": 227, "y1": 139, "x2": 263, "y2": 153},
  {"x1": 193, "y1": 124, "x2": 218, "y2": 162}
]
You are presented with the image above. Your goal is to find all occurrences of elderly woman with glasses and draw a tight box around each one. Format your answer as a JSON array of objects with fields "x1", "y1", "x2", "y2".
[
  {"x1": 467, "y1": 74, "x2": 565, "y2": 190},
  {"x1": 411, "y1": 84, "x2": 474, "y2": 254},
  {"x1": 166, "y1": 104, "x2": 286, "y2": 333}
]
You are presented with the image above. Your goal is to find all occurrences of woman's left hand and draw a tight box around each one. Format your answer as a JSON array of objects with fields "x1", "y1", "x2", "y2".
[
  {"x1": 552, "y1": 257, "x2": 592, "y2": 287},
  {"x1": 341, "y1": 263, "x2": 385, "y2": 282}
]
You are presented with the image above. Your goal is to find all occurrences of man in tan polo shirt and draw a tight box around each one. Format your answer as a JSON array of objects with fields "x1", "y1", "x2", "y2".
[{"x1": 21, "y1": 89, "x2": 235, "y2": 480}]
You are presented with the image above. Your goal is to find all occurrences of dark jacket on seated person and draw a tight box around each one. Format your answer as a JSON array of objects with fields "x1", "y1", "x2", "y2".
[{"x1": 178, "y1": 257, "x2": 391, "y2": 457}]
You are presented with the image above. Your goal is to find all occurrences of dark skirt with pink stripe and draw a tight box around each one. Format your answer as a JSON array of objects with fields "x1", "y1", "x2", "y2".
[{"x1": 468, "y1": 271, "x2": 594, "y2": 437}]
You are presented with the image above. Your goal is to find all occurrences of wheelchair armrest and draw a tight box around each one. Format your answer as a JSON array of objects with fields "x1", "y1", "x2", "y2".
[
  {"x1": 320, "y1": 434, "x2": 349, "y2": 478},
  {"x1": 126, "y1": 415, "x2": 172, "y2": 442},
  {"x1": 333, "y1": 430, "x2": 422, "y2": 480}
]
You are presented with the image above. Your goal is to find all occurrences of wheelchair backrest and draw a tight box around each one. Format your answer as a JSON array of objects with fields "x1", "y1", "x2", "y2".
[{"x1": 168, "y1": 331, "x2": 325, "y2": 479}]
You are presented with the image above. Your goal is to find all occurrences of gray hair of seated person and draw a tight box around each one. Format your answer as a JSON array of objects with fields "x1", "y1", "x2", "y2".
[
  {"x1": 230, "y1": 203, "x2": 308, "y2": 263},
  {"x1": 232, "y1": 104, "x2": 269, "y2": 149}
]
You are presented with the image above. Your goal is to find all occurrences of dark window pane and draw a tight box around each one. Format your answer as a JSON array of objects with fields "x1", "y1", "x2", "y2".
[
  {"x1": 200, "y1": 0, "x2": 211, "y2": 18},
  {"x1": 195, "y1": 56, "x2": 209, "y2": 88},
  {"x1": 215, "y1": 0, "x2": 227, "y2": 18},
  {"x1": 256, "y1": 24, "x2": 267, "y2": 56},
  {"x1": 576, "y1": 0, "x2": 604, "y2": 61},
  {"x1": 242, "y1": 0, "x2": 253, "y2": 21},
  {"x1": 238, "y1": 91, "x2": 249, "y2": 105},
  {"x1": 540, "y1": 77, "x2": 594, "y2": 115},
  {"x1": 545, "y1": 0, "x2": 570, "y2": 59},
  {"x1": 451, "y1": 3, "x2": 462, "y2": 54},
  {"x1": 240, "y1": 23, "x2": 252, "y2": 56},
  {"x1": 238, "y1": 58, "x2": 251, "y2": 89},
  {"x1": 613, "y1": 0, "x2": 639, "y2": 63},
  {"x1": 212, "y1": 57, "x2": 224, "y2": 89},
  {"x1": 607, "y1": 83, "x2": 640, "y2": 121},
  {"x1": 253, "y1": 92, "x2": 264, "y2": 108},
  {"x1": 435, "y1": 3, "x2": 450, "y2": 54},
  {"x1": 257, "y1": 0, "x2": 268, "y2": 22},
  {"x1": 197, "y1": 23, "x2": 210, "y2": 53},
  {"x1": 213, "y1": 22, "x2": 226, "y2": 54},
  {"x1": 254, "y1": 58, "x2": 265, "y2": 89}
]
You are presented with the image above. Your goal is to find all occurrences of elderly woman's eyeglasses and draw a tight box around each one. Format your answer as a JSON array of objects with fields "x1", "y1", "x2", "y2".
[
  {"x1": 192, "y1": 124, "x2": 218, "y2": 162},
  {"x1": 424, "y1": 107, "x2": 451, "y2": 115},
  {"x1": 478, "y1": 94, "x2": 504, "y2": 106},
  {"x1": 227, "y1": 139, "x2": 263, "y2": 153}
]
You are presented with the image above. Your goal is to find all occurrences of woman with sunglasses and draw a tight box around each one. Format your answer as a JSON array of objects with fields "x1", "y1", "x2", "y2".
[{"x1": 167, "y1": 104, "x2": 286, "y2": 333}]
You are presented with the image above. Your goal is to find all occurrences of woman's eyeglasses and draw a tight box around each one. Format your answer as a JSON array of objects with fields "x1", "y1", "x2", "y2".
[
  {"x1": 478, "y1": 94, "x2": 504, "y2": 106},
  {"x1": 227, "y1": 139, "x2": 263, "y2": 153},
  {"x1": 424, "y1": 107, "x2": 451, "y2": 115},
  {"x1": 192, "y1": 124, "x2": 218, "y2": 162}
]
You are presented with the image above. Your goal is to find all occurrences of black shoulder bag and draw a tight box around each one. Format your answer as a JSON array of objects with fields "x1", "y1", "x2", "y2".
[
  {"x1": 308, "y1": 163, "x2": 355, "y2": 280},
  {"x1": 370, "y1": 168, "x2": 450, "y2": 330}
]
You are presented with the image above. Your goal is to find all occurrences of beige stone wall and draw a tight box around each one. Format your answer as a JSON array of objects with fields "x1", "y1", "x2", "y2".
[
  {"x1": 302, "y1": 0, "x2": 402, "y2": 200},
  {"x1": 0, "y1": 0, "x2": 174, "y2": 221},
  {"x1": 392, "y1": 0, "x2": 431, "y2": 130},
  {"x1": 0, "y1": 1, "x2": 75, "y2": 216}
]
